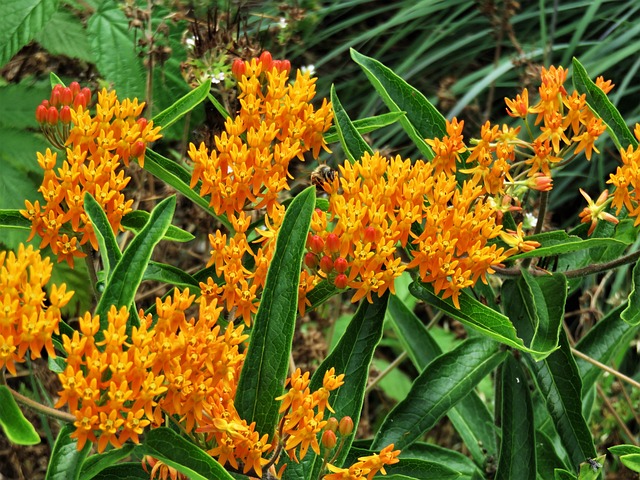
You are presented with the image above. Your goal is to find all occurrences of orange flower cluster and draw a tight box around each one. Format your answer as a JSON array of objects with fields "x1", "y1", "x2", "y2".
[
  {"x1": 608, "y1": 124, "x2": 640, "y2": 226},
  {"x1": 324, "y1": 444, "x2": 400, "y2": 480},
  {"x1": 56, "y1": 289, "x2": 248, "y2": 452},
  {"x1": 188, "y1": 52, "x2": 333, "y2": 323},
  {"x1": 22, "y1": 85, "x2": 161, "y2": 267},
  {"x1": 0, "y1": 244, "x2": 73, "y2": 375}
]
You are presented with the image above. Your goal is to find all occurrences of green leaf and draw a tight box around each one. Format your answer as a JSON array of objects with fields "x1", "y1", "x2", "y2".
[
  {"x1": 401, "y1": 442, "x2": 483, "y2": 478},
  {"x1": 91, "y1": 463, "x2": 150, "y2": 480},
  {"x1": 142, "y1": 427, "x2": 234, "y2": 480},
  {"x1": 555, "y1": 469, "x2": 578, "y2": 480},
  {"x1": 306, "y1": 279, "x2": 338, "y2": 311},
  {"x1": 577, "y1": 455, "x2": 606, "y2": 479},
  {"x1": 495, "y1": 354, "x2": 536, "y2": 480},
  {"x1": 608, "y1": 445, "x2": 640, "y2": 456},
  {"x1": 45, "y1": 424, "x2": 91, "y2": 480},
  {"x1": 34, "y1": 8, "x2": 93, "y2": 62},
  {"x1": 387, "y1": 294, "x2": 497, "y2": 465},
  {"x1": 79, "y1": 444, "x2": 137, "y2": 480},
  {"x1": 575, "y1": 304, "x2": 639, "y2": 391},
  {"x1": 0, "y1": 81, "x2": 53, "y2": 129},
  {"x1": 143, "y1": 261, "x2": 199, "y2": 289},
  {"x1": 409, "y1": 281, "x2": 554, "y2": 361},
  {"x1": 143, "y1": 148, "x2": 232, "y2": 231},
  {"x1": 87, "y1": 0, "x2": 145, "y2": 98},
  {"x1": 0, "y1": 385, "x2": 40, "y2": 445},
  {"x1": 572, "y1": 57, "x2": 637, "y2": 150},
  {"x1": 83, "y1": 193, "x2": 121, "y2": 280},
  {"x1": 350, "y1": 48, "x2": 439, "y2": 160},
  {"x1": 152, "y1": 79, "x2": 212, "y2": 130},
  {"x1": 619, "y1": 455, "x2": 640, "y2": 473},
  {"x1": 324, "y1": 111, "x2": 405, "y2": 144},
  {"x1": 621, "y1": 257, "x2": 640, "y2": 325},
  {"x1": 121, "y1": 210, "x2": 195, "y2": 243},
  {"x1": 537, "y1": 430, "x2": 571, "y2": 479},
  {"x1": 94, "y1": 195, "x2": 176, "y2": 336},
  {"x1": 371, "y1": 337, "x2": 507, "y2": 451},
  {"x1": 0, "y1": 0, "x2": 60, "y2": 68},
  {"x1": 235, "y1": 187, "x2": 315, "y2": 438},
  {"x1": 330, "y1": 84, "x2": 373, "y2": 162},
  {"x1": 507, "y1": 236, "x2": 629, "y2": 261},
  {"x1": 0, "y1": 209, "x2": 31, "y2": 229},
  {"x1": 609, "y1": 446, "x2": 640, "y2": 473},
  {"x1": 207, "y1": 92, "x2": 231, "y2": 120}
]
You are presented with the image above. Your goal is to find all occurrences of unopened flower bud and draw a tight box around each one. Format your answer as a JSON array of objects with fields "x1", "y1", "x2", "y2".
[
  {"x1": 280, "y1": 59, "x2": 291, "y2": 74},
  {"x1": 69, "y1": 81, "x2": 81, "y2": 97},
  {"x1": 60, "y1": 87, "x2": 73, "y2": 106},
  {"x1": 334, "y1": 273, "x2": 348, "y2": 289},
  {"x1": 304, "y1": 252, "x2": 319, "y2": 269},
  {"x1": 131, "y1": 140, "x2": 145, "y2": 158},
  {"x1": 59, "y1": 105, "x2": 72, "y2": 124},
  {"x1": 339, "y1": 416, "x2": 354, "y2": 436},
  {"x1": 50, "y1": 85, "x2": 63, "y2": 107},
  {"x1": 35, "y1": 104, "x2": 48, "y2": 124},
  {"x1": 259, "y1": 51, "x2": 273, "y2": 71},
  {"x1": 325, "y1": 417, "x2": 339, "y2": 433},
  {"x1": 46, "y1": 106, "x2": 59, "y2": 125},
  {"x1": 319, "y1": 255, "x2": 333, "y2": 273},
  {"x1": 232, "y1": 58, "x2": 246, "y2": 79},
  {"x1": 137, "y1": 117, "x2": 148, "y2": 131},
  {"x1": 326, "y1": 233, "x2": 340, "y2": 253},
  {"x1": 333, "y1": 257, "x2": 348, "y2": 274},
  {"x1": 309, "y1": 234, "x2": 324, "y2": 254},
  {"x1": 321, "y1": 430, "x2": 337, "y2": 450},
  {"x1": 363, "y1": 226, "x2": 377, "y2": 244}
]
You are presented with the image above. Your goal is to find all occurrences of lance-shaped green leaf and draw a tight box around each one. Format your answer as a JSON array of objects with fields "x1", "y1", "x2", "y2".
[
  {"x1": 91, "y1": 464, "x2": 150, "y2": 480},
  {"x1": 350, "y1": 49, "x2": 441, "y2": 160},
  {"x1": 577, "y1": 455, "x2": 606, "y2": 479},
  {"x1": 122, "y1": 211, "x2": 195, "y2": 243},
  {"x1": 235, "y1": 186, "x2": 315, "y2": 437},
  {"x1": 507, "y1": 236, "x2": 628, "y2": 261},
  {"x1": 94, "y1": 195, "x2": 176, "y2": 336},
  {"x1": 306, "y1": 279, "x2": 339, "y2": 311},
  {"x1": 609, "y1": 446, "x2": 640, "y2": 473},
  {"x1": 371, "y1": 337, "x2": 507, "y2": 451},
  {"x1": 555, "y1": 469, "x2": 578, "y2": 480},
  {"x1": 572, "y1": 57, "x2": 637, "y2": 150},
  {"x1": 409, "y1": 281, "x2": 554, "y2": 361},
  {"x1": 285, "y1": 293, "x2": 389, "y2": 479},
  {"x1": 324, "y1": 112, "x2": 405, "y2": 144},
  {"x1": 207, "y1": 92, "x2": 230, "y2": 120},
  {"x1": 537, "y1": 430, "x2": 571, "y2": 479},
  {"x1": 330, "y1": 84, "x2": 373, "y2": 162},
  {"x1": 0, "y1": 0, "x2": 60, "y2": 68},
  {"x1": 152, "y1": 79, "x2": 212, "y2": 129},
  {"x1": 495, "y1": 354, "x2": 536, "y2": 480},
  {"x1": 0, "y1": 385, "x2": 40, "y2": 445},
  {"x1": 621, "y1": 257, "x2": 640, "y2": 325},
  {"x1": 143, "y1": 261, "x2": 199, "y2": 290},
  {"x1": 45, "y1": 424, "x2": 91, "y2": 480},
  {"x1": 0, "y1": 209, "x2": 31, "y2": 229},
  {"x1": 83, "y1": 193, "x2": 121, "y2": 279},
  {"x1": 79, "y1": 444, "x2": 137, "y2": 480},
  {"x1": 388, "y1": 294, "x2": 496, "y2": 465},
  {"x1": 141, "y1": 428, "x2": 234, "y2": 480},
  {"x1": 575, "y1": 304, "x2": 639, "y2": 392},
  {"x1": 143, "y1": 149, "x2": 232, "y2": 231},
  {"x1": 401, "y1": 442, "x2": 484, "y2": 478}
]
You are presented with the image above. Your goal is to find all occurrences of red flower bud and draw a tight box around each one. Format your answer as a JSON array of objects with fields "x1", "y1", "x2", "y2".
[
  {"x1": 304, "y1": 252, "x2": 319, "y2": 269},
  {"x1": 231, "y1": 58, "x2": 246, "y2": 79},
  {"x1": 326, "y1": 233, "x2": 340, "y2": 253},
  {"x1": 309, "y1": 234, "x2": 324, "y2": 254},
  {"x1": 319, "y1": 255, "x2": 333, "y2": 273},
  {"x1": 325, "y1": 417, "x2": 338, "y2": 433},
  {"x1": 321, "y1": 430, "x2": 337, "y2": 450},
  {"x1": 334, "y1": 273, "x2": 348, "y2": 289},
  {"x1": 280, "y1": 59, "x2": 291, "y2": 74},
  {"x1": 131, "y1": 140, "x2": 146, "y2": 158},
  {"x1": 363, "y1": 226, "x2": 377, "y2": 244},
  {"x1": 69, "y1": 81, "x2": 81, "y2": 97},
  {"x1": 259, "y1": 51, "x2": 273, "y2": 71},
  {"x1": 46, "y1": 106, "x2": 59, "y2": 125},
  {"x1": 59, "y1": 105, "x2": 72, "y2": 124},
  {"x1": 339, "y1": 416, "x2": 354, "y2": 436},
  {"x1": 61, "y1": 87, "x2": 73, "y2": 106},
  {"x1": 50, "y1": 86, "x2": 62, "y2": 108},
  {"x1": 35, "y1": 104, "x2": 48, "y2": 124},
  {"x1": 137, "y1": 117, "x2": 148, "y2": 131},
  {"x1": 333, "y1": 257, "x2": 348, "y2": 274}
]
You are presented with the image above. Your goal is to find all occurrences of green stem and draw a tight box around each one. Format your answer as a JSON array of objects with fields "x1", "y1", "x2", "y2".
[{"x1": 8, "y1": 386, "x2": 75, "y2": 424}]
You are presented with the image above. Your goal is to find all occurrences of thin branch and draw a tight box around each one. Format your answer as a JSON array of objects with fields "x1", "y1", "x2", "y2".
[
  {"x1": 571, "y1": 347, "x2": 640, "y2": 390},
  {"x1": 366, "y1": 351, "x2": 407, "y2": 394},
  {"x1": 596, "y1": 383, "x2": 638, "y2": 446},
  {"x1": 9, "y1": 387, "x2": 75, "y2": 424}
]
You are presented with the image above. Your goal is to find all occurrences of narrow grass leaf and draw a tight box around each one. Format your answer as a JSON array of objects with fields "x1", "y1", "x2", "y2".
[
  {"x1": 142, "y1": 427, "x2": 234, "y2": 480},
  {"x1": 0, "y1": 385, "x2": 40, "y2": 445},
  {"x1": 572, "y1": 57, "x2": 637, "y2": 150},
  {"x1": 152, "y1": 79, "x2": 212, "y2": 130},
  {"x1": 324, "y1": 111, "x2": 405, "y2": 144},
  {"x1": 83, "y1": 193, "x2": 121, "y2": 279},
  {"x1": 94, "y1": 196, "x2": 176, "y2": 335},
  {"x1": 79, "y1": 444, "x2": 137, "y2": 480},
  {"x1": 45, "y1": 424, "x2": 91, "y2": 480},
  {"x1": 350, "y1": 49, "x2": 436, "y2": 159},
  {"x1": 122, "y1": 211, "x2": 194, "y2": 243},
  {"x1": 621, "y1": 258, "x2": 640, "y2": 325},
  {"x1": 330, "y1": 84, "x2": 374, "y2": 162},
  {"x1": 235, "y1": 186, "x2": 315, "y2": 438},
  {"x1": 495, "y1": 354, "x2": 536, "y2": 480},
  {"x1": 371, "y1": 337, "x2": 507, "y2": 451},
  {"x1": 0, "y1": 0, "x2": 59, "y2": 68},
  {"x1": 143, "y1": 149, "x2": 232, "y2": 231},
  {"x1": 388, "y1": 294, "x2": 497, "y2": 465}
]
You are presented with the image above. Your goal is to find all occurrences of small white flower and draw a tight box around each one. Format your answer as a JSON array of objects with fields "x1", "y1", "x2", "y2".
[
  {"x1": 300, "y1": 64, "x2": 316, "y2": 77},
  {"x1": 210, "y1": 72, "x2": 226, "y2": 84},
  {"x1": 523, "y1": 212, "x2": 538, "y2": 229},
  {"x1": 185, "y1": 36, "x2": 195, "y2": 49},
  {"x1": 278, "y1": 17, "x2": 288, "y2": 29}
]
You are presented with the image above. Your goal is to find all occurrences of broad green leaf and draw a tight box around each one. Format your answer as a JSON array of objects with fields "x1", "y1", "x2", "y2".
[
  {"x1": 350, "y1": 49, "x2": 439, "y2": 160},
  {"x1": 388, "y1": 294, "x2": 497, "y2": 465},
  {"x1": 577, "y1": 455, "x2": 606, "y2": 479},
  {"x1": 0, "y1": 209, "x2": 31, "y2": 229},
  {"x1": 122, "y1": 210, "x2": 195, "y2": 243},
  {"x1": 45, "y1": 424, "x2": 91, "y2": 480},
  {"x1": 409, "y1": 281, "x2": 554, "y2": 360},
  {"x1": 0, "y1": 385, "x2": 40, "y2": 445},
  {"x1": 235, "y1": 187, "x2": 315, "y2": 438},
  {"x1": 401, "y1": 442, "x2": 484, "y2": 478},
  {"x1": 79, "y1": 444, "x2": 137, "y2": 480},
  {"x1": 35, "y1": 8, "x2": 92, "y2": 62},
  {"x1": 555, "y1": 469, "x2": 578, "y2": 480},
  {"x1": 508, "y1": 236, "x2": 628, "y2": 261},
  {"x1": 142, "y1": 427, "x2": 234, "y2": 480},
  {"x1": 0, "y1": 81, "x2": 52, "y2": 129},
  {"x1": 371, "y1": 337, "x2": 507, "y2": 451},
  {"x1": 143, "y1": 149, "x2": 232, "y2": 231},
  {"x1": 83, "y1": 193, "x2": 121, "y2": 280},
  {"x1": 94, "y1": 195, "x2": 176, "y2": 336},
  {"x1": 324, "y1": 111, "x2": 405, "y2": 144},
  {"x1": 87, "y1": 0, "x2": 145, "y2": 98},
  {"x1": 330, "y1": 84, "x2": 373, "y2": 162},
  {"x1": 143, "y1": 261, "x2": 199, "y2": 290},
  {"x1": 609, "y1": 446, "x2": 640, "y2": 473},
  {"x1": 537, "y1": 430, "x2": 571, "y2": 479},
  {"x1": 575, "y1": 304, "x2": 639, "y2": 391},
  {"x1": 152, "y1": 79, "x2": 212, "y2": 130},
  {"x1": 609, "y1": 445, "x2": 640, "y2": 456},
  {"x1": 286, "y1": 293, "x2": 389, "y2": 479},
  {"x1": 572, "y1": 57, "x2": 637, "y2": 150},
  {"x1": 621, "y1": 257, "x2": 640, "y2": 325},
  {"x1": 0, "y1": 0, "x2": 59, "y2": 67},
  {"x1": 495, "y1": 354, "x2": 536, "y2": 480},
  {"x1": 619, "y1": 455, "x2": 640, "y2": 473},
  {"x1": 306, "y1": 279, "x2": 338, "y2": 310},
  {"x1": 91, "y1": 463, "x2": 150, "y2": 480}
]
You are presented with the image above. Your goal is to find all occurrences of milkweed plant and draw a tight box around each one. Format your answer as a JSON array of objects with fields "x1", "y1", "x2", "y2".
[{"x1": 0, "y1": 35, "x2": 639, "y2": 480}]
